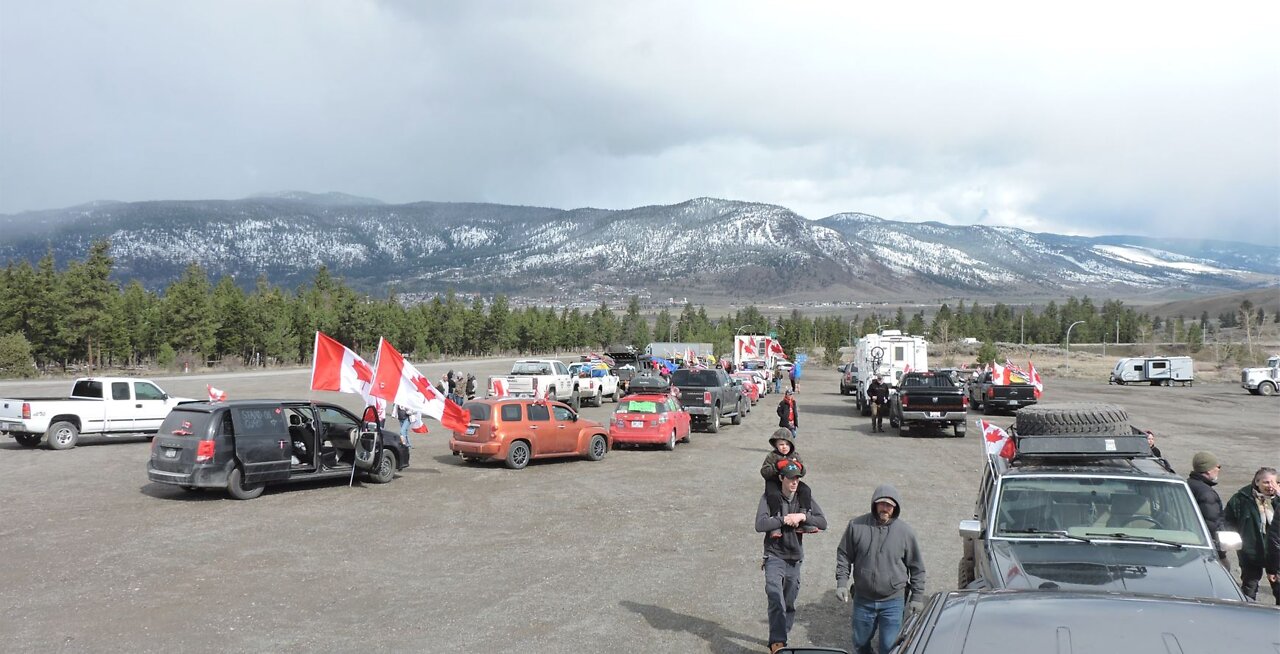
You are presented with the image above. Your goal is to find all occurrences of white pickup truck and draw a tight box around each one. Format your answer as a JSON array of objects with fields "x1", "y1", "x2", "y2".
[
  {"x1": 489, "y1": 359, "x2": 582, "y2": 409},
  {"x1": 0, "y1": 377, "x2": 195, "y2": 449},
  {"x1": 568, "y1": 362, "x2": 621, "y2": 407}
]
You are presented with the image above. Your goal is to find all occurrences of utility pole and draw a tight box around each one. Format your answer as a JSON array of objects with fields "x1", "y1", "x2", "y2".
[{"x1": 1020, "y1": 313, "x2": 1024, "y2": 345}]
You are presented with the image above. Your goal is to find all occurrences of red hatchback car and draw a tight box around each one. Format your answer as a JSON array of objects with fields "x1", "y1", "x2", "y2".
[{"x1": 609, "y1": 394, "x2": 691, "y2": 451}]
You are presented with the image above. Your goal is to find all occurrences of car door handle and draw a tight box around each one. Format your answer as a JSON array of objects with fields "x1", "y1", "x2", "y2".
[
  {"x1": 136, "y1": 404, "x2": 142, "y2": 408},
  {"x1": 529, "y1": 426, "x2": 538, "y2": 429}
]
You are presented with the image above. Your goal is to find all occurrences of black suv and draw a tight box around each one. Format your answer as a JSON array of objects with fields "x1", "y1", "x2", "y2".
[
  {"x1": 147, "y1": 400, "x2": 410, "y2": 500},
  {"x1": 956, "y1": 403, "x2": 1245, "y2": 601}
]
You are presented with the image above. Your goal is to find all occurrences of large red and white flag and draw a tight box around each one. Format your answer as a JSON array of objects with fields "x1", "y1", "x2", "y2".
[
  {"x1": 1028, "y1": 360, "x2": 1043, "y2": 399},
  {"x1": 207, "y1": 385, "x2": 227, "y2": 402},
  {"x1": 738, "y1": 336, "x2": 758, "y2": 357},
  {"x1": 768, "y1": 339, "x2": 786, "y2": 357},
  {"x1": 990, "y1": 361, "x2": 1009, "y2": 385},
  {"x1": 979, "y1": 419, "x2": 1016, "y2": 459},
  {"x1": 311, "y1": 332, "x2": 386, "y2": 414},
  {"x1": 406, "y1": 413, "x2": 429, "y2": 434},
  {"x1": 369, "y1": 338, "x2": 469, "y2": 433}
]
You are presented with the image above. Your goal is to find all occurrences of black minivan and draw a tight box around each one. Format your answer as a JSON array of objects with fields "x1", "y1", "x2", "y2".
[{"x1": 147, "y1": 400, "x2": 409, "y2": 499}]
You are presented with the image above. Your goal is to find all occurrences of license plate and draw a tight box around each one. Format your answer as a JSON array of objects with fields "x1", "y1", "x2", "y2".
[
  {"x1": 630, "y1": 421, "x2": 645, "y2": 428},
  {"x1": 163, "y1": 448, "x2": 178, "y2": 458},
  {"x1": 926, "y1": 412, "x2": 941, "y2": 418},
  {"x1": 1008, "y1": 400, "x2": 1019, "y2": 406},
  {"x1": 465, "y1": 426, "x2": 477, "y2": 436},
  {"x1": 0, "y1": 422, "x2": 15, "y2": 431}
]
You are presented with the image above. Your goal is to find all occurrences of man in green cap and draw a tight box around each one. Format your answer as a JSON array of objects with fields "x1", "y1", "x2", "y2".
[{"x1": 1188, "y1": 451, "x2": 1227, "y2": 561}]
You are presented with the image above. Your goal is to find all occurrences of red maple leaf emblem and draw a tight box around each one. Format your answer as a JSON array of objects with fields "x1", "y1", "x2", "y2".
[
  {"x1": 351, "y1": 358, "x2": 373, "y2": 383},
  {"x1": 411, "y1": 374, "x2": 436, "y2": 400}
]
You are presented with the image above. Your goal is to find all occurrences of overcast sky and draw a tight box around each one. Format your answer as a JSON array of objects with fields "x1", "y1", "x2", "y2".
[{"x1": 1, "y1": 1, "x2": 1277, "y2": 241}]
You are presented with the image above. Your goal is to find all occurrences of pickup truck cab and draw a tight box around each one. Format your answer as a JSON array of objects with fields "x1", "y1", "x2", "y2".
[
  {"x1": 490, "y1": 359, "x2": 581, "y2": 409},
  {"x1": 568, "y1": 362, "x2": 621, "y2": 407},
  {"x1": 968, "y1": 371, "x2": 1038, "y2": 414},
  {"x1": 1, "y1": 377, "x2": 195, "y2": 449},
  {"x1": 147, "y1": 401, "x2": 409, "y2": 499},
  {"x1": 671, "y1": 368, "x2": 745, "y2": 433},
  {"x1": 889, "y1": 371, "x2": 969, "y2": 437}
]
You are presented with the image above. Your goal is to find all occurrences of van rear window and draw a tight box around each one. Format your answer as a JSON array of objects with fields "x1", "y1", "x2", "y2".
[
  {"x1": 464, "y1": 403, "x2": 492, "y2": 421},
  {"x1": 159, "y1": 409, "x2": 215, "y2": 437}
]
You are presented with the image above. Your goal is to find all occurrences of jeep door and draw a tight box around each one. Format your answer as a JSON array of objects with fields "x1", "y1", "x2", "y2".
[
  {"x1": 132, "y1": 380, "x2": 173, "y2": 431},
  {"x1": 231, "y1": 405, "x2": 291, "y2": 484}
]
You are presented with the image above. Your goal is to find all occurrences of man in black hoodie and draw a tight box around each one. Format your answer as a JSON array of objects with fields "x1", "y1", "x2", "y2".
[
  {"x1": 835, "y1": 484, "x2": 926, "y2": 654},
  {"x1": 755, "y1": 459, "x2": 827, "y2": 653},
  {"x1": 1188, "y1": 451, "x2": 1227, "y2": 561}
]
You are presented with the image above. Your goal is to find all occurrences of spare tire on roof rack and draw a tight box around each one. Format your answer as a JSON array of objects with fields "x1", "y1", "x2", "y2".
[{"x1": 1014, "y1": 403, "x2": 1130, "y2": 436}]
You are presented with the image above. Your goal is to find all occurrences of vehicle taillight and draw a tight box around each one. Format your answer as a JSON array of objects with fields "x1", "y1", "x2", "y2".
[
  {"x1": 987, "y1": 387, "x2": 995, "y2": 398},
  {"x1": 196, "y1": 440, "x2": 215, "y2": 462},
  {"x1": 900, "y1": 395, "x2": 909, "y2": 407},
  {"x1": 657, "y1": 414, "x2": 668, "y2": 424},
  {"x1": 962, "y1": 395, "x2": 970, "y2": 407},
  {"x1": 22, "y1": 402, "x2": 30, "y2": 419},
  {"x1": 703, "y1": 392, "x2": 711, "y2": 404}
]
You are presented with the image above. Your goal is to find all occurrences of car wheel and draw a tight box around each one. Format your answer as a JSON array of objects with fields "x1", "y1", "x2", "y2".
[
  {"x1": 45, "y1": 421, "x2": 79, "y2": 450},
  {"x1": 731, "y1": 402, "x2": 743, "y2": 425},
  {"x1": 591, "y1": 391, "x2": 602, "y2": 408},
  {"x1": 1014, "y1": 402, "x2": 1130, "y2": 435},
  {"x1": 368, "y1": 450, "x2": 396, "y2": 483},
  {"x1": 505, "y1": 440, "x2": 531, "y2": 470},
  {"x1": 226, "y1": 466, "x2": 265, "y2": 500},
  {"x1": 14, "y1": 434, "x2": 41, "y2": 447},
  {"x1": 954, "y1": 423, "x2": 966, "y2": 438},
  {"x1": 612, "y1": 389, "x2": 620, "y2": 403},
  {"x1": 664, "y1": 430, "x2": 676, "y2": 451},
  {"x1": 1260, "y1": 382, "x2": 1276, "y2": 397},
  {"x1": 898, "y1": 424, "x2": 910, "y2": 437},
  {"x1": 889, "y1": 413, "x2": 900, "y2": 429},
  {"x1": 585, "y1": 434, "x2": 607, "y2": 461},
  {"x1": 706, "y1": 408, "x2": 720, "y2": 433}
]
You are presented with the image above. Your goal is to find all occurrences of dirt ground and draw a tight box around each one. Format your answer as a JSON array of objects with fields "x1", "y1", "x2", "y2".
[{"x1": 1, "y1": 363, "x2": 1276, "y2": 653}]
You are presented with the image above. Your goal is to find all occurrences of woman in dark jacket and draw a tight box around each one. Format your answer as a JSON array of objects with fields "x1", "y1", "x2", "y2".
[{"x1": 777, "y1": 390, "x2": 798, "y2": 437}]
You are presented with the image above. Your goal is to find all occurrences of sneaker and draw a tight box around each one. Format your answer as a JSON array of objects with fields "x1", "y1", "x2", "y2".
[{"x1": 768, "y1": 529, "x2": 782, "y2": 539}]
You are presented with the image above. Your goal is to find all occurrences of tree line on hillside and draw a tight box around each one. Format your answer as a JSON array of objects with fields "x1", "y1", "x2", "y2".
[{"x1": 0, "y1": 240, "x2": 1271, "y2": 378}]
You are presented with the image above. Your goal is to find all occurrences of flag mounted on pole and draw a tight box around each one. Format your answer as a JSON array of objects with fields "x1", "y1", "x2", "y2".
[
  {"x1": 310, "y1": 332, "x2": 385, "y2": 414},
  {"x1": 207, "y1": 385, "x2": 227, "y2": 402},
  {"x1": 369, "y1": 338, "x2": 469, "y2": 433},
  {"x1": 979, "y1": 419, "x2": 1015, "y2": 459},
  {"x1": 1028, "y1": 360, "x2": 1043, "y2": 399}
]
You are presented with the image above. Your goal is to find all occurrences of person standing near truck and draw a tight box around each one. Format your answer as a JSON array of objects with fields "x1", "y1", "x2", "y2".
[
  {"x1": 755, "y1": 459, "x2": 827, "y2": 653},
  {"x1": 1224, "y1": 467, "x2": 1280, "y2": 602},
  {"x1": 867, "y1": 377, "x2": 889, "y2": 433}
]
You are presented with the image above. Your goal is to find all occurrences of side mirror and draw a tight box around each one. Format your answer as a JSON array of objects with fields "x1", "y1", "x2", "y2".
[
  {"x1": 570, "y1": 413, "x2": 579, "y2": 422},
  {"x1": 958, "y1": 519, "x2": 982, "y2": 540},
  {"x1": 1217, "y1": 530, "x2": 1243, "y2": 552}
]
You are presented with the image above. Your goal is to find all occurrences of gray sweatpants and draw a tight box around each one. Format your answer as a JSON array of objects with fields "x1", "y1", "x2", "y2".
[{"x1": 763, "y1": 555, "x2": 802, "y2": 645}]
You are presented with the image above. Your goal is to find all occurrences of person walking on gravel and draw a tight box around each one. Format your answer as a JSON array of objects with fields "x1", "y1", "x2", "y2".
[
  {"x1": 1189, "y1": 451, "x2": 1228, "y2": 561},
  {"x1": 867, "y1": 377, "x2": 889, "y2": 433},
  {"x1": 777, "y1": 390, "x2": 799, "y2": 438},
  {"x1": 755, "y1": 459, "x2": 827, "y2": 654},
  {"x1": 1224, "y1": 466, "x2": 1280, "y2": 602},
  {"x1": 835, "y1": 484, "x2": 926, "y2": 654}
]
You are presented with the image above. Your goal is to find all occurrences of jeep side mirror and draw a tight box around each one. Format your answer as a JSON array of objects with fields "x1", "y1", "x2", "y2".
[
  {"x1": 1217, "y1": 530, "x2": 1243, "y2": 552},
  {"x1": 958, "y1": 519, "x2": 982, "y2": 539}
]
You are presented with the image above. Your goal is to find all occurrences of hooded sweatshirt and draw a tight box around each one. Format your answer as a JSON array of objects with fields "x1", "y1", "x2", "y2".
[{"x1": 835, "y1": 484, "x2": 926, "y2": 601}]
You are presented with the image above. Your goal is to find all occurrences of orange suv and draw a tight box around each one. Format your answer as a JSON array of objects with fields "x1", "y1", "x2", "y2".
[{"x1": 449, "y1": 398, "x2": 611, "y2": 470}]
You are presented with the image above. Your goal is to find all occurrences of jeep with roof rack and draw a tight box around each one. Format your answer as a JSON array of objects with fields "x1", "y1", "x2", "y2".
[{"x1": 956, "y1": 403, "x2": 1246, "y2": 601}]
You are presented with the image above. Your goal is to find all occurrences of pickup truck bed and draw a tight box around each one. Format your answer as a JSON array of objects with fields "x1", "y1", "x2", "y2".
[
  {"x1": 891, "y1": 372, "x2": 968, "y2": 437},
  {"x1": 968, "y1": 373, "x2": 1037, "y2": 414}
]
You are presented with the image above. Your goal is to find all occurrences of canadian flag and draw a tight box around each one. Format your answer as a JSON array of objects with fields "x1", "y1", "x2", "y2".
[
  {"x1": 738, "y1": 336, "x2": 757, "y2": 356},
  {"x1": 369, "y1": 338, "x2": 469, "y2": 433},
  {"x1": 207, "y1": 385, "x2": 227, "y2": 402},
  {"x1": 490, "y1": 377, "x2": 509, "y2": 397},
  {"x1": 768, "y1": 339, "x2": 786, "y2": 356},
  {"x1": 903, "y1": 363, "x2": 913, "y2": 375},
  {"x1": 979, "y1": 419, "x2": 1016, "y2": 459},
  {"x1": 1029, "y1": 360, "x2": 1043, "y2": 399},
  {"x1": 990, "y1": 361, "x2": 1010, "y2": 385},
  {"x1": 310, "y1": 332, "x2": 383, "y2": 412}
]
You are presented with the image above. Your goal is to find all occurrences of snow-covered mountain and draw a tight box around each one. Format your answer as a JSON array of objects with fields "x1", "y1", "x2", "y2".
[{"x1": 0, "y1": 194, "x2": 1274, "y2": 298}]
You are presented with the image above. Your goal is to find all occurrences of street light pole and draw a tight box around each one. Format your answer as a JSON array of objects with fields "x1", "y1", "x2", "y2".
[
  {"x1": 1065, "y1": 320, "x2": 1085, "y2": 353},
  {"x1": 848, "y1": 319, "x2": 857, "y2": 348}
]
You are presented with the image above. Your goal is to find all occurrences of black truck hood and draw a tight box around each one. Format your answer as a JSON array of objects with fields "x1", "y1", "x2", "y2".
[{"x1": 989, "y1": 539, "x2": 1243, "y2": 601}]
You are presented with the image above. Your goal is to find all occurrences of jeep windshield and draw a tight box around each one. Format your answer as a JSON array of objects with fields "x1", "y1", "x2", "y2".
[{"x1": 994, "y1": 475, "x2": 1209, "y2": 547}]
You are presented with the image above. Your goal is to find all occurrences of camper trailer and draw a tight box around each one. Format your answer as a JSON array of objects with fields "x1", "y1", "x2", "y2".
[
  {"x1": 850, "y1": 330, "x2": 929, "y2": 416},
  {"x1": 1109, "y1": 356, "x2": 1194, "y2": 386}
]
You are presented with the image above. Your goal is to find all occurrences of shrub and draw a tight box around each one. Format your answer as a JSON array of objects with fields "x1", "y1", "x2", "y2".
[{"x1": 0, "y1": 332, "x2": 36, "y2": 378}]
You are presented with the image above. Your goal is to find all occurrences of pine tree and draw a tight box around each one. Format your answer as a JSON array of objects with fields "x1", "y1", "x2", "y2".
[{"x1": 163, "y1": 263, "x2": 216, "y2": 358}]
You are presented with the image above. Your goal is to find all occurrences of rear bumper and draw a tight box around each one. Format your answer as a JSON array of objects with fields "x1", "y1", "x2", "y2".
[
  {"x1": 684, "y1": 406, "x2": 713, "y2": 417},
  {"x1": 986, "y1": 399, "x2": 1035, "y2": 409},
  {"x1": 450, "y1": 439, "x2": 502, "y2": 458},
  {"x1": 901, "y1": 410, "x2": 967, "y2": 422},
  {"x1": 610, "y1": 428, "x2": 669, "y2": 444},
  {"x1": 147, "y1": 461, "x2": 232, "y2": 488}
]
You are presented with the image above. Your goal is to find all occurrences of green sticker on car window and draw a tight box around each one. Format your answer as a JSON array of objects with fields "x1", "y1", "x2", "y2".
[{"x1": 625, "y1": 401, "x2": 657, "y2": 413}]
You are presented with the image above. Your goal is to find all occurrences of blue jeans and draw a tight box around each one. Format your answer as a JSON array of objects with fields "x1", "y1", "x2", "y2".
[
  {"x1": 852, "y1": 595, "x2": 903, "y2": 654},
  {"x1": 399, "y1": 418, "x2": 412, "y2": 447},
  {"x1": 763, "y1": 556, "x2": 802, "y2": 645}
]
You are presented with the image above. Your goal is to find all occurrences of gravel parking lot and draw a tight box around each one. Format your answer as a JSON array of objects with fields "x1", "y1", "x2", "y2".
[{"x1": 1, "y1": 362, "x2": 1276, "y2": 653}]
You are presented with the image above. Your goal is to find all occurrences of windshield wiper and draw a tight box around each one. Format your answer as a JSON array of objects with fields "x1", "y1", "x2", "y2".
[
  {"x1": 1001, "y1": 528, "x2": 1093, "y2": 543},
  {"x1": 1083, "y1": 532, "x2": 1185, "y2": 549}
]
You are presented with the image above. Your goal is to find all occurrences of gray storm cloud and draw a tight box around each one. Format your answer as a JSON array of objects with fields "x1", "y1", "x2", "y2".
[{"x1": 0, "y1": 0, "x2": 1275, "y2": 242}]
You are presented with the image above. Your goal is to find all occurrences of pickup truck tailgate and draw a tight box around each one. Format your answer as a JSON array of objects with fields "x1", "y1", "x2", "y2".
[
  {"x1": 678, "y1": 389, "x2": 708, "y2": 408},
  {"x1": 902, "y1": 392, "x2": 966, "y2": 410},
  {"x1": 0, "y1": 399, "x2": 25, "y2": 424}
]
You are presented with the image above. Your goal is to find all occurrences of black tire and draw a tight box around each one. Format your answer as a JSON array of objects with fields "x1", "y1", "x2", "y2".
[
  {"x1": 954, "y1": 423, "x2": 967, "y2": 438},
  {"x1": 680, "y1": 429, "x2": 690, "y2": 444},
  {"x1": 706, "y1": 408, "x2": 721, "y2": 433},
  {"x1": 368, "y1": 450, "x2": 396, "y2": 483},
  {"x1": 1248, "y1": 388, "x2": 1262, "y2": 396},
  {"x1": 1260, "y1": 382, "x2": 1276, "y2": 397},
  {"x1": 46, "y1": 421, "x2": 79, "y2": 450},
  {"x1": 590, "y1": 390, "x2": 602, "y2": 408},
  {"x1": 958, "y1": 557, "x2": 976, "y2": 588},
  {"x1": 859, "y1": 399, "x2": 870, "y2": 417},
  {"x1": 664, "y1": 429, "x2": 676, "y2": 451},
  {"x1": 1014, "y1": 403, "x2": 1130, "y2": 436},
  {"x1": 14, "y1": 433, "x2": 41, "y2": 447},
  {"x1": 889, "y1": 412, "x2": 900, "y2": 429},
  {"x1": 226, "y1": 466, "x2": 265, "y2": 500},
  {"x1": 585, "y1": 434, "x2": 607, "y2": 461},
  {"x1": 982, "y1": 403, "x2": 995, "y2": 416},
  {"x1": 731, "y1": 402, "x2": 743, "y2": 425},
  {"x1": 611, "y1": 388, "x2": 620, "y2": 403},
  {"x1": 570, "y1": 392, "x2": 581, "y2": 411},
  {"x1": 505, "y1": 440, "x2": 531, "y2": 470},
  {"x1": 898, "y1": 424, "x2": 910, "y2": 437}
]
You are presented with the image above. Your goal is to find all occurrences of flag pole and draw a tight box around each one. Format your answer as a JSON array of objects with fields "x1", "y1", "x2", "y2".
[{"x1": 351, "y1": 337, "x2": 384, "y2": 488}]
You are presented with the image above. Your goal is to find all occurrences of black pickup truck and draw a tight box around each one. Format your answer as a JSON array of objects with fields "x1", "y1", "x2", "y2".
[
  {"x1": 968, "y1": 371, "x2": 1038, "y2": 414},
  {"x1": 671, "y1": 368, "x2": 745, "y2": 433},
  {"x1": 889, "y1": 371, "x2": 969, "y2": 437}
]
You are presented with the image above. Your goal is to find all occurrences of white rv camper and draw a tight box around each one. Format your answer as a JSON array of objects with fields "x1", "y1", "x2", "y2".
[
  {"x1": 1108, "y1": 356, "x2": 1194, "y2": 386},
  {"x1": 850, "y1": 330, "x2": 929, "y2": 416}
]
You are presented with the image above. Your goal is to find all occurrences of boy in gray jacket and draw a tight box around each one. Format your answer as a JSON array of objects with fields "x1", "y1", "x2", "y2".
[{"x1": 834, "y1": 484, "x2": 926, "y2": 654}]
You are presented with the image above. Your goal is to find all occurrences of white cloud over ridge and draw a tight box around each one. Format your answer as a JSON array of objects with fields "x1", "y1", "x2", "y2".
[{"x1": 0, "y1": 0, "x2": 1276, "y2": 243}]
